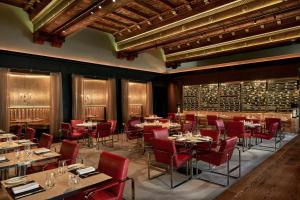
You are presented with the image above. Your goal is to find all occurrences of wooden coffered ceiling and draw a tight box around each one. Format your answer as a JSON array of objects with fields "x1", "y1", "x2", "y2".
[{"x1": 1, "y1": 0, "x2": 300, "y2": 68}]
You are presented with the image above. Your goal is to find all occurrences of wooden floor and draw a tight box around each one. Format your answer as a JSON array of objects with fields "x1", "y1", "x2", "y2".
[{"x1": 215, "y1": 134, "x2": 300, "y2": 200}]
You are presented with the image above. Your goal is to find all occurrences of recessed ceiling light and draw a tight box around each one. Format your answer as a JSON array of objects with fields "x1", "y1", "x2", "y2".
[
  {"x1": 146, "y1": 20, "x2": 152, "y2": 25},
  {"x1": 186, "y1": 42, "x2": 190, "y2": 46},
  {"x1": 98, "y1": 5, "x2": 102, "y2": 9},
  {"x1": 196, "y1": 40, "x2": 200, "y2": 44},
  {"x1": 177, "y1": 45, "x2": 181, "y2": 48},
  {"x1": 245, "y1": 28, "x2": 249, "y2": 33},
  {"x1": 219, "y1": 35, "x2": 223, "y2": 39},
  {"x1": 204, "y1": 0, "x2": 210, "y2": 5},
  {"x1": 296, "y1": 16, "x2": 300, "y2": 20},
  {"x1": 231, "y1": 32, "x2": 235, "y2": 36},
  {"x1": 90, "y1": 11, "x2": 95, "y2": 15},
  {"x1": 112, "y1": 0, "x2": 116, "y2": 2},
  {"x1": 171, "y1": 10, "x2": 177, "y2": 16},
  {"x1": 277, "y1": 20, "x2": 282, "y2": 25},
  {"x1": 186, "y1": 4, "x2": 192, "y2": 11},
  {"x1": 136, "y1": 24, "x2": 141, "y2": 29},
  {"x1": 207, "y1": 37, "x2": 210, "y2": 41},
  {"x1": 62, "y1": 30, "x2": 66, "y2": 33},
  {"x1": 260, "y1": 24, "x2": 265, "y2": 29}
]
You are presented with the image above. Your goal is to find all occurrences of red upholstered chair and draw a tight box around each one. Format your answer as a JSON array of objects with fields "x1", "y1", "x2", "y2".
[
  {"x1": 158, "y1": 118, "x2": 169, "y2": 123},
  {"x1": 181, "y1": 123, "x2": 193, "y2": 133},
  {"x1": 265, "y1": 118, "x2": 281, "y2": 133},
  {"x1": 107, "y1": 120, "x2": 117, "y2": 135},
  {"x1": 167, "y1": 113, "x2": 176, "y2": 122},
  {"x1": 233, "y1": 116, "x2": 247, "y2": 122},
  {"x1": 194, "y1": 129, "x2": 220, "y2": 153},
  {"x1": 90, "y1": 122, "x2": 112, "y2": 149},
  {"x1": 195, "y1": 137, "x2": 240, "y2": 186},
  {"x1": 226, "y1": 121, "x2": 251, "y2": 151},
  {"x1": 215, "y1": 119, "x2": 226, "y2": 136},
  {"x1": 185, "y1": 114, "x2": 196, "y2": 131},
  {"x1": 24, "y1": 127, "x2": 36, "y2": 142},
  {"x1": 153, "y1": 128, "x2": 169, "y2": 140},
  {"x1": 71, "y1": 120, "x2": 85, "y2": 133},
  {"x1": 66, "y1": 151, "x2": 134, "y2": 200},
  {"x1": 60, "y1": 122, "x2": 84, "y2": 141},
  {"x1": 38, "y1": 133, "x2": 53, "y2": 149},
  {"x1": 148, "y1": 138, "x2": 192, "y2": 188},
  {"x1": 207, "y1": 115, "x2": 218, "y2": 126},
  {"x1": 143, "y1": 125, "x2": 162, "y2": 152},
  {"x1": 252, "y1": 122, "x2": 280, "y2": 151},
  {"x1": 43, "y1": 140, "x2": 80, "y2": 171},
  {"x1": 10, "y1": 125, "x2": 23, "y2": 139}
]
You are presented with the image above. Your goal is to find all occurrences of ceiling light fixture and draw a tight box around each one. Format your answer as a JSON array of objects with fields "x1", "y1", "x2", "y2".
[
  {"x1": 204, "y1": 0, "x2": 210, "y2": 5},
  {"x1": 146, "y1": 20, "x2": 152, "y2": 25},
  {"x1": 219, "y1": 35, "x2": 223, "y2": 39},
  {"x1": 98, "y1": 5, "x2": 102, "y2": 9},
  {"x1": 90, "y1": 11, "x2": 95, "y2": 15},
  {"x1": 277, "y1": 20, "x2": 282, "y2": 25},
  {"x1": 187, "y1": 42, "x2": 190, "y2": 46},
  {"x1": 136, "y1": 24, "x2": 141, "y2": 29},
  {"x1": 158, "y1": 16, "x2": 163, "y2": 21},
  {"x1": 196, "y1": 40, "x2": 200, "y2": 44},
  {"x1": 296, "y1": 16, "x2": 300, "y2": 20},
  {"x1": 171, "y1": 10, "x2": 177, "y2": 16},
  {"x1": 260, "y1": 24, "x2": 265, "y2": 29},
  {"x1": 186, "y1": 4, "x2": 192, "y2": 11},
  {"x1": 245, "y1": 28, "x2": 249, "y2": 33},
  {"x1": 127, "y1": 28, "x2": 131, "y2": 33},
  {"x1": 112, "y1": 0, "x2": 116, "y2": 2},
  {"x1": 231, "y1": 32, "x2": 235, "y2": 36},
  {"x1": 177, "y1": 45, "x2": 181, "y2": 48},
  {"x1": 207, "y1": 37, "x2": 210, "y2": 41}
]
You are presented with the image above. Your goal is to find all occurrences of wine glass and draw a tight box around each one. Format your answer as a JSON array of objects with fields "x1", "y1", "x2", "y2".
[
  {"x1": 58, "y1": 160, "x2": 66, "y2": 175},
  {"x1": 15, "y1": 148, "x2": 20, "y2": 162},
  {"x1": 45, "y1": 172, "x2": 56, "y2": 188}
]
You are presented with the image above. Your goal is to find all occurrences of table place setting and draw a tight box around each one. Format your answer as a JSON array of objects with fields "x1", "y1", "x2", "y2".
[
  {"x1": 67, "y1": 163, "x2": 85, "y2": 171},
  {"x1": 33, "y1": 148, "x2": 51, "y2": 155},
  {"x1": 17, "y1": 140, "x2": 30, "y2": 144},
  {"x1": 0, "y1": 155, "x2": 9, "y2": 163},
  {"x1": 74, "y1": 166, "x2": 99, "y2": 178}
]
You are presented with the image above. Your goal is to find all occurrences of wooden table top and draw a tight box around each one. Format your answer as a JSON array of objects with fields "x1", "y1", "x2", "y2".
[
  {"x1": 136, "y1": 122, "x2": 181, "y2": 129},
  {"x1": 1, "y1": 168, "x2": 112, "y2": 200},
  {"x1": 0, "y1": 134, "x2": 17, "y2": 140},
  {"x1": 0, "y1": 148, "x2": 60, "y2": 170},
  {"x1": 0, "y1": 141, "x2": 36, "y2": 152}
]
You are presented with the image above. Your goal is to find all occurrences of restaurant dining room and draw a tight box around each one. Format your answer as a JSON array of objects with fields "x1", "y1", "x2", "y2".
[{"x1": 0, "y1": 0, "x2": 300, "y2": 200}]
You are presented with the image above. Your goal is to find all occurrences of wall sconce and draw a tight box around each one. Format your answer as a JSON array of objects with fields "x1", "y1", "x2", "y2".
[
  {"x1": 19, "y1": 92, "x2": 32, "y2": 105},
  {"x1": 84, "y1": 95, "x2": 91, "y2": 104}
]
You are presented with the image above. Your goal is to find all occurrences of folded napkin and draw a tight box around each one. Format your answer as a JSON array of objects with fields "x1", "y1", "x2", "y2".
[
  {"x1": 18, "y1": 140, "x2": 30, "y2": 144},
  {"x1": 0, "y1": 156, "x2": 6, "y2": 161},
  {"x1": 76, "y1": 167, "x2": 96, "y2": 175},
  {"x1": 34, "y1": 148, "x2": 50, "y2": 154},
  {"x1": 67, "y1": 163, "x2": 83, "y2": 170},
  {"x1": 12, "y1": 182, "x2": 39, "y2": 195}
]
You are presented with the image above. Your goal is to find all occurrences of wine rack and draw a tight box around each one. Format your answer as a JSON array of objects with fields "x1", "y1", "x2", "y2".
[
  {"x1": 182, "y1": 78, "x2": 299, "y2": 113},
  {"x1": 183, "y1": 85, "x2": 200, "y2": 111},
  {"x1": 199, "y1": 84, "x2": 219, "y2": 111},
  {"x1": 241, "y1": 81, "x2": 267, "y2": 112},
  {"x1": 266, "y1": 79, "x2": 299, "y2": 112},
  {"x1": 219, "y1": 82, "x2": 240, "y2": 111}
]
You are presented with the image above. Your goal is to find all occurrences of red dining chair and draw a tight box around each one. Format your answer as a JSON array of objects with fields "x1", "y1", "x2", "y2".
[
  {"x1": 158, "y1": 118, "x2": 169, "y2": 123},
  {"x1": 66, "y1": 151, "x2": 135, "y2": 200},
  {"x1": 43, "y1": 140, "x2": 80, "y2": 171},
  {"x1": 251, "y1": 122, "x2": 280, "y2": 151},
  {"x1": 195, "y1": 136, "x2": 240, "y2": 186},
  {"x1": 153, "y1": 128, "x2": 169, "y2": 140},
  {"x1": 207, "y1": 115, "x2": 218, "y2": 126},
  {"x1": 194, "y1": 129, "x2": 221, "y2": 153},
  {"x1": 71, "y1": 119, "x2": 85, "y2": 133},
  {"x1": 233, "y1": 116, "x2": 247, "y2": 122},
  {"x1": 10, "y1": 125, "x2": 23, "y2": 139},
  {"x1": 143, "y1": 125, "x2": 162, "y2": 152},
  {"x1": 148, "y1": 138, "x2": 192, "y2": 189},
  {"x1": 181, "y1": 123, "x2": 193, "y2": 133},
  {"x1": 24, "y1": 127, "x2": 36, "y2": 142},
  {"x1": 107, "y1": 120, "x2": 117, "y2": 135},
  {"x1": 60, "y1": 122, "x2": 84, "y2": 142},
  {"x1": 123, "y1": 123, "x2": 143, "y2": 152},
  {"x1": 215, "y1": 119, "x2": 226, "y2": 136},
  {"x1": 167, "y1": 113, "x2": 176, "y2": 122},
  {"x1": 38, "y1": 133, "x2": 53, "y2": 149},
  {"x1": 90, "y1": 122, "x2": 112, "y2": 149},
  {"x1": 265, "y1": 118, "x2": 282, "y2": 140},
  {"x1": 226, "y1": 121, "x2": 251, "y2": 151},
  {"x1": 185, "y1": 114, "x2": 196, "y2": 131}
]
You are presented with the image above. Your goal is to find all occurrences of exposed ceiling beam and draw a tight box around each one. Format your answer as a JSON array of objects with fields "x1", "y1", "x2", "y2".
[
  {"x1": 121, "y1": 7, "x2": 150, "y2": 20},
  {"x1": 116, "y1": 0, "x2": 284, "y2": 51},
  {"x1": 158, "y1": 0, "x2": 175, "y2": 9},
  {"x1": 89, "y1": 23, "x2": 119, "y2": 33},
  {"x1": 166, "y1": 25, "x2": 300, "y2": 62},
  {"x1": 103, "y1": 17, "x2": 129, "y2": 27},
  {"x1": 133, "y1": 0, "x2": 160, "y2": 14},
  {"x1": 32, "y1": 0, "x2": 77, "y2": 32},
  {"x1": 111, "y1": 12, "x2": 140, "y2": 24}
]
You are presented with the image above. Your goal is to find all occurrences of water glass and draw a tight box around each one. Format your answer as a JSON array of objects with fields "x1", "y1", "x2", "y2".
[
  {"x1": 45, "y1": 172, "x2": 56, "y2": 188},
  {"x1": 15, "y1": 149, "x2": 20, "y2": 162},
  {"x1": 58, "y1": 160, "x2": 66, "y2": 175},
  {"x1": 68, "y1": 174, "x2": 80, "y2": 186}
]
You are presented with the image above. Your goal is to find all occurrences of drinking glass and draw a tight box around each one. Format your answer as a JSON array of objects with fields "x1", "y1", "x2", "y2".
[
  {"x1": 15, "y1": 148, "x2": 20, "y2": 162},
  {"x1": 58, "y1": 160, "x2": 66, "y2": 175},
  {"x1": 45, "y1": 172, "x2": 56, "y2": 188}
]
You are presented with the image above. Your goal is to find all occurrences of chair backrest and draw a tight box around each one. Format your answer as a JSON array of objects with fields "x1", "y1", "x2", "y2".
[
  {"x1": 143, "y1": 125, "x2": 162, "y2": 142},
  {"x1": 98, "y1": 151, "x2": 129, "y2": 199},
  {"x1": 128, "y1": 119, "x2": 141, "y2": 129},
  {"x1": 265, "y1": 118, "x2": 281, "y2": 132},
  {"x1": 60, "y1": 122, "x2": 72, "y2": 137},
  {"x1": 251, "y1": 119, "x2": 260, "y2": 123},
  {"x1": 270, "y1": 122, "x2": 279, "y2": 136},
  {"x1": 167, "y1": 113, "x2": 176, "y2": 121},
  {"x1": 152, "y1": 138, "x2": 180, "y2": 167},
  {"x1": 10, "y1": 125, "x2": 22, "y2": 138},
  {"x1": 207, "y1": 115, "x2": 218, "y2": 125},
  {"x1": 233, "y1": 116, "x2": 247, "y2": 122},
  {"x1": 107, "y1": 120, "x2": 117, "y2": 134},
  {"x1": 153, "y1": 128, "x2": 169, "y2": 140},
  {"x1": 181, "y1": 123, "x2": 193, "y2": 132},
  {"x1": 159, "y1": 118, "x2": 169, "y2": 123},
  {"x1": 217, "y1": 137, "x2": 238, "y2": 165},
  {"x1": 215, "y1": 119, "x2": 225, "y2": 133},
  {"x1": 59, "y1": 140, "x2": 80, "y2": 165},
  {"x1": 226, "y1": 121, "x2": 245, "y2": 137},
  {"x1": 25, "y1": 127, "x2": 36, "y2": 141},
  {"x1": 38, "y1": 133, "x2": 53, "y2": 149},
  {"x1": 96, "y1": 122, "x2": 112, "y2": 138},
  {"x1": 200, "y1": 129, "x2": 220, "y2": 144},
  {"x1": 185, "y1": 114, "x2": 195, "y2": 122},
  {"x1": 70, "y1": 120, "x2": 84, "y2": 129}
]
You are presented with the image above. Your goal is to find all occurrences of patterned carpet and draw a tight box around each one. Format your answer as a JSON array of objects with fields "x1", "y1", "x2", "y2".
[{"x1": 0, "y1": 133, "x2": 296, "y2": 200}]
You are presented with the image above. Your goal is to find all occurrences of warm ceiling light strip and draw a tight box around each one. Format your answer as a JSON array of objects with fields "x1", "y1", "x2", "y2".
[
  {"x1": 32, "y1": 0, "x2": 77, "y2": 32},
  {"x1": 166, "y1": 25, "x2": 300, "y2": 61},
  {"x1": 116, "y1": 0, "x2": 283, "y2": 50}
]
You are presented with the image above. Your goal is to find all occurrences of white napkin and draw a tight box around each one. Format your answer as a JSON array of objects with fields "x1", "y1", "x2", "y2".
[
  {"x1": 18, "y1": 140, "x2": 30, "y2": 144},
  {"x1": 0, "y1": 156, "x2": 6, "y2": 161},
  {"x1": 34, "y1": 148, "x2": 50, "y2": 154},
  {"x1": 76, "y1": 167, "x2": 95, "y2": 175},
  {"x1": 12, "y1": 182, "x2": 39, "y2": 195}
]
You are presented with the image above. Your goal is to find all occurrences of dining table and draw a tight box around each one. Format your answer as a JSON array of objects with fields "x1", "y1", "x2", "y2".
[
  {"x1": 0, "y1": 141, "x2": 37, "y2": 154},
  {"x1": 0, "y1": 148, "x2": 60, "y2": 180},
  {"x1": 1, "y1": 165, "x2": 112, "y2": 200},
  {"x1": 0, "y1": 134, "x2": 17, "y2": 141},
  {"x1": 76, "y1": 122, "x2": 98, "y2": 148},
  {"x1": 135, "y1": 121, "x2": 181, "y2": 130}
]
